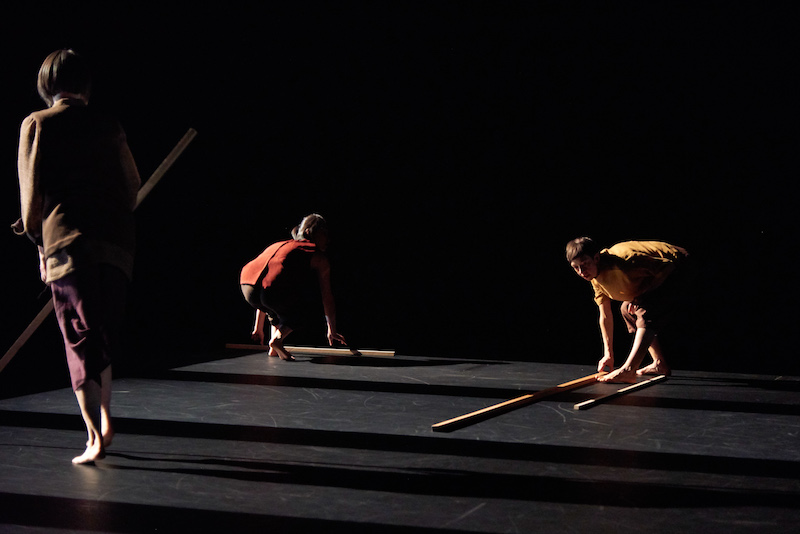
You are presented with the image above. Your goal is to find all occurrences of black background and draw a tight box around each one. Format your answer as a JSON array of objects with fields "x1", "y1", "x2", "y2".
[{"x1": 1, "y1": 2, "x2": 797, "y2": 395}]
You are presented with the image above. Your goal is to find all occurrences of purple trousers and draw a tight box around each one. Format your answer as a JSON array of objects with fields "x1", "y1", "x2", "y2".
[{"x1": 50, "y1": 264, "x2": 128, "y2": 391}]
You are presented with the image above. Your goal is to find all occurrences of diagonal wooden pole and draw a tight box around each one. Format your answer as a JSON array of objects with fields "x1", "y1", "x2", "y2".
[
  {"x1": 134, "y1": 129, "x2": 197, "y2": 209},
  {"x1": 0, "y1": 128, "x2": 197, "y2": 375},
  {"x1": 431, "y1": 371, "x2": 606, "y2": 433},
  {"x1": 573, "y1": 374, "x2": 668, "y2": 410}
]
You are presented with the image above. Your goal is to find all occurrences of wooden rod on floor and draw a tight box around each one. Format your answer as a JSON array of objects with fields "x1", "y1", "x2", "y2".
[
  {"x1": 225, "y1": 343, "x2": 395, "y2": 358},
  {"x1": 431, "y1": 372, "x2": 606, "y2": 433},
  {"x1": 573, "y1": 374, "x2": 668, "y2": 410},
  {"x1": 0, "y1": 128, "x2": 197, "y2": 375}
]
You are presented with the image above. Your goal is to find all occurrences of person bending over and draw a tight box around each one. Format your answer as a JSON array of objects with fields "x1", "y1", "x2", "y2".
[
  {"x1": 240, "y1": 214, "x2": 346, "y2": 361},
  {"x1": 566, "y1": 237, "x2": 693, "y2": 383}
]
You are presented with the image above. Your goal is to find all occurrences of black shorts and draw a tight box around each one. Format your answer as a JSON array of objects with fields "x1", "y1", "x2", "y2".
[
  {"x1": 240, "y1": 284, "x2": 315, "y2": 330},
  {"x1": 620, "y1": 256, "x2": 696, "y2": 334}
]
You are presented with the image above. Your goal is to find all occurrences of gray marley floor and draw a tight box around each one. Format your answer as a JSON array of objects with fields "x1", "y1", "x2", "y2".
[{"x1": 1, "y1": 348, "x2": 799, "y2": 533}]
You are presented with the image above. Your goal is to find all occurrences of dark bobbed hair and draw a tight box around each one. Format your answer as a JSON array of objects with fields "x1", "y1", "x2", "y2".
[
  {"x1": 565, "y1": 237, "x2": 600, "y2": 262},
  {"x1": 291, "y1": 213, "x2": 328, "y2": 241},
  {"x1": 37, "y1": 49, "x2": 92, "y2": 106}
]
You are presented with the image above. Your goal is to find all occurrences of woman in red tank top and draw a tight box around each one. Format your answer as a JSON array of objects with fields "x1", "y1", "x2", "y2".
[{"x1": 240, "y1": 214, "x2": 346, "y2": 360}]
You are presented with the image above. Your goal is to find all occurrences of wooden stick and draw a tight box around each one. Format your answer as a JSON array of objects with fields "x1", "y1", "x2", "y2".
[
  {"x1": 225, "y1": 343, "x2": 395, "y2": 358},
  {"x1": 0, "y1": 128, "x2": 197, "y2": 375},
  {"x1": 431, "y1": 372, "x2": 606, "y2": 433},
  {"x1": 0, "y1": 300, "x2": 55, "y2": 374},
  {"x1": 573, "y1": 374, "x2": 668, "y2": 410},
  {"x1": 135, "y1": 129, "x2": 197, "y2": 208}
]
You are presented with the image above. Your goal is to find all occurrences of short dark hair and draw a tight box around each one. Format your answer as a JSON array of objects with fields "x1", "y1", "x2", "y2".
[
  {"x1": 37, "y1": 49, "x2": 92, "y2": 106},
  {"x1": 566, "y1": 237, "x2": 600, "y2": 262}
]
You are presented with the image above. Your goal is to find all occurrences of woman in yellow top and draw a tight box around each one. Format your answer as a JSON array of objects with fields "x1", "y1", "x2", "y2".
[{"x1": 566, "y1": 237, "x2": 693, "y2": 383}]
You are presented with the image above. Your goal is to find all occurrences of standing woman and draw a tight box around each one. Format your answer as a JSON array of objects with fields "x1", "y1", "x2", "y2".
[
  {"x1": 14, "y1": 49, "x2": 141, "y2": 464},
  {"x1": 240, "y1": 214, "x2": 347, "y2": 361}
]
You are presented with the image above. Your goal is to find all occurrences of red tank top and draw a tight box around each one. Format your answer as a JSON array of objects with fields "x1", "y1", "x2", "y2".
[{"x1": 240, "y1": 239, "x2": 317, "y2": 288}]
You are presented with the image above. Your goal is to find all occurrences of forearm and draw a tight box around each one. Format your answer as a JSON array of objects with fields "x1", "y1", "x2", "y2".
[
  {"x1": 321, "y1": 294, "x2": 347, "y2": 346},
  {"x1": 598, "y1": 303, "x2": 614, "y2": 358},
  {"x1": 253, "y1": 309, "x2": 266, "y2": 333},
  {"x1": 313, "y1": 255, "x2": 346, "y2": 345},
  {"x1": 249, "y1": 309, "x2": 268, "y2": 345},
  {"x1": 322, "y1": 293, "x2": 337, "y2": 332},
  {"x1": 316, "y1": 258, "x2": 337, "y2": 333}
]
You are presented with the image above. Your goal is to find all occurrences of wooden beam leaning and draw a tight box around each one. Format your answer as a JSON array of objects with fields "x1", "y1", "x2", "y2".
[
  {"x1": 134, "y1": 128, "x2": 197, "y2": 209},
  {"x1": 0, "y1": 128, "x2": 198, "y2": 375},
  {"x1": 224, "y1": 343, "x2": 395, "y2": 358},
  {"x1": 573, "y1": 374, "x2": 668, "y2": 410},
  {"x1": 431, "y1": 372, "x2": 606, "y2": 433},
  {"x1": 0, "y1": 300, "x2": 55, "y2": 374}
]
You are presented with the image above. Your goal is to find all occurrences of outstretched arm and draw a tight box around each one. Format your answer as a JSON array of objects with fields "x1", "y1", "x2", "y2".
[
  {"x1": 597, "y1": 299, "x2": 614, "y2": 372},
  {"x1": 251, "y1": 309, "x2": 267, "y2": 345},
  {"x1": 313, "y1": 254, "x2": 346, "y2": 346}
]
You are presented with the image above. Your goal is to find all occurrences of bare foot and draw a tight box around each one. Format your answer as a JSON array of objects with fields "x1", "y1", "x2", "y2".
[
  {"x1": 103, "y1": 429, "x2": 115, "y2": 448},
  {"x1": 269, "y1": 338, "x2": 295, "y2": 361},
  {"x1": 72, "y1": 441, "x2": 105, "y2": 465},
  {"x1": 86, "y1": 431, "x2": 113, "y2": 450},
  {"x1": 637, "y1": 361, "x2": 671, "y2": 376},
  {"x1": 86, "y1": 428, "x2": 115, "y2": 449},
  {"x1": 597, "y1": 367, "x2": 638, "y2": 383}
]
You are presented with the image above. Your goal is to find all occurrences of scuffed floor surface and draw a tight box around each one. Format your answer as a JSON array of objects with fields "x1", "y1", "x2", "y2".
[{"x1": 1, "y1": 349, "x2": 799, "y2": 533}]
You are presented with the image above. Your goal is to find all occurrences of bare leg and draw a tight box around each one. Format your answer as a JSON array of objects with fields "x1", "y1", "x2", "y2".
[
  {"x1": 267, "y1": 325, "x2": 279, "y2": 357},
  {"x1": 84, "y1": 366, "x2": 114, "y2": 449},
  {"x1": 269, "y1": 325, "x2": 295, "y2": 361},
  {"x1": 99, "y1": 366, "x2": 114, "y2": 447},
  {"x1": 72, "y1": 379, "x2": 106, "y2": 464},
  {"x1": 598, "y1": 328, "x2": 657, "y2": 383},
  {"x1": 636, "y1": 337, "x2": 671, "y2": 376}
]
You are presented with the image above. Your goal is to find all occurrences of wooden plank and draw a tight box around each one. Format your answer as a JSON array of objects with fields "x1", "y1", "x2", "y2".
[
  {"x1": 224, "y1": 343, "x2": 395, "y2": 358},
  {"x1": 431, "y1": 372, "x2": 606, "y2": 433},
  {"x1": 573, "y1": 374, "x2": 668, "y2": 410},
  {"x1": 0, "y1": 300, "x2": 55, "y2": 374},
  {"x1": 134, "y1": 128, "x2": 198, "y2": 208},
  {"x1": 1, "y1": 129, "x2": 197, "y2": 375}
]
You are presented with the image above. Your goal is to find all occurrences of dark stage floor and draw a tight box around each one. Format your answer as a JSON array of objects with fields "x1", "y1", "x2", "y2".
[{"x1": 1, "y1": 348, "x2": 799, "y2": 533}]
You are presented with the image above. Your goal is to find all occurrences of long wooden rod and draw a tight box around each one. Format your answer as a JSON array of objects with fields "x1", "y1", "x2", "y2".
[
  {"x1": 573, "y1": 374, "x2": 668, "y2": 410},
  {"x1": 431, "y1": 371, "x2": 606, "y2": 433},
  {"x1": 135, "y1": 129, "x2": 197, "y2": 208},
  {"x1": 225, "y1": 343, "x2": 395, "y2": 358},
  {"x1": 0, "y1": 128, "x2": 197, "y2": 375}
]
